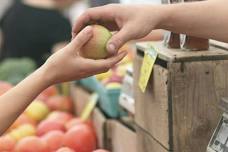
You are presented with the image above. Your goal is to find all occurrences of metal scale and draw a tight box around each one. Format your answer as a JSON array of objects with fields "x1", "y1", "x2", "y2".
[{"x1": 207, "y1": 98, "x2": 228, "y2": 152}]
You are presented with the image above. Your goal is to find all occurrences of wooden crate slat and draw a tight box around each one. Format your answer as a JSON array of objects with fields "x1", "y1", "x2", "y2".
[
  {"x1": 134, "y1": 42, "x2": 228, "y2": 152},
  {"x1": 134, "y1": 54, "x2": 170, "y2": 149},
  {"x1": 170, "y1": 61, "x2": 228, "y2": 152},
  {"x1": 137, "y1": 126, "x2": 170, "y2": 152},
  {"x1": 106, "y1": 120, "x2": 137, "y2": 152},
  {"x1": 136, "y1": 42, "x2": 228, "y2": 62}
]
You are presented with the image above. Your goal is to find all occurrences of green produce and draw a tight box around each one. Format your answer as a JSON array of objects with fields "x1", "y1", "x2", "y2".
[{"x1": 0, "y1": 58, "x2": 36, "y2": 84}]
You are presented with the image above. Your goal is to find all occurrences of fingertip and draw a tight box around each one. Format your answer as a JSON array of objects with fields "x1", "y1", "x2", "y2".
[
  {"x1": 78, "y1": 26, "x2": 93, "y2": 40},
  {"x1": 84, "y1": 25, "x2": 93, "y2": 34},
  {"x1": 69, "y1": 26, "x2": 93, "y2": 50},
  {"x1": 107, "y1": 43, "x2": 116, "y2": 55}
]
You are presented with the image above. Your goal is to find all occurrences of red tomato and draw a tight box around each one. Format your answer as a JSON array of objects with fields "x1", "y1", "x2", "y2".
[
  {"x1": 46, "y1": 95, "x2": 73, "y2": 113},
  {"x1": 56, "y1": 147, "x2": 75, "y2": 152},
  {"x1": 0, "y1": 81, "x2": 13, "y2": 95},
  {"x1": 93, "y1": 150, "x2": 110, "y2": 152},
  {"x1": 65, "y1": 118, "x2": 93, "y2": 130},
  {"x1": 36, "y1": 94, "x2": 49, "y2": 103},
  {"x1": 41, "y1": 131, "x2": 64, "y2": 151},
  {"x1": 37, "y1": 119, "x2": 65, "y2": 136},
  {"x1": 9, "y1": 114, "x2": 36, "y2": 131},
  {"x1": 63, "y1": 124, "x2": 96, "y2": 152},
  {"x1": 46, "y1": 111, "x2": 73, "y2": 125},
  {"x1": 0, "y1": 136, "x2": 16, "y2": 151},
  {"x1": 40, "y1": 86, "x2": 58, "y2": 97},
  {"x1": 15, "y1": 136, "x2": 49, "y2": 152}
]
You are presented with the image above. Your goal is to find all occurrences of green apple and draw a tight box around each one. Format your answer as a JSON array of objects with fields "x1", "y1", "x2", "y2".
[{"x1": 81, "y1": 25, "x2": 112, "y2": 59}]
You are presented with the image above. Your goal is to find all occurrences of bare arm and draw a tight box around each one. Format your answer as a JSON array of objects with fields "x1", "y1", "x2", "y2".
[
  {"x1": 72, "y1": 0, "x2": 228, "y2": 54},
  {"x1": 160, "y1": 0, "x2": 228, "y2": 42},
  {"x1": 0, "y1": 67, "x2": 49, "y2": 134},
  {"x1": 137, "y1": 30, "x2": 165, "y2": 42},
  {"x1": 0, "y1": 26, "x2": 126, "y2": 134}
]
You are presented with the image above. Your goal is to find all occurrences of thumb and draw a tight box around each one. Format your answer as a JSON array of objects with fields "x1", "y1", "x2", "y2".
[
  {"x1": 107, "y1": 25, "x2": 132, "y2": 55},
  {"x1": 68, "y1": 26, "x2": 93, "y2": 51}
]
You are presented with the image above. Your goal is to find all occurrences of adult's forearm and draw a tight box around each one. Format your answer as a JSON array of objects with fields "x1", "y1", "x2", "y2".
[
  {"x1": 158, "y1": 0, "x2": 228, "y2": 42},
  {"x1": 0, "y1": 66, "x2": 50, "y2": 134}
]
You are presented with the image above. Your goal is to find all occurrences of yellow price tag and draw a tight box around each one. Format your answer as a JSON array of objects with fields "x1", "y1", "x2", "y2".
[
  {"x1": 80, "y1": 93, "x2": 99, "y2": 121},
  {"x1": 139, "y1": 44, "x2": 158, "y2": 93}
]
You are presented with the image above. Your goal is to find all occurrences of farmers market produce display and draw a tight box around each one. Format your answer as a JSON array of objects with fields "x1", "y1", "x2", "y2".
[
  {"x1": 0, "y1": 24, "x2": 134, "y2": 151},
  {"x1": 0, "y1": 83, "x2": 110, "y2": 152}
]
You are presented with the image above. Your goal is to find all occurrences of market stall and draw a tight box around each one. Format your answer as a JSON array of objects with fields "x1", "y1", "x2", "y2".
[{"x1": 0, "y1": 0, "x2": 228, "y2": 152}]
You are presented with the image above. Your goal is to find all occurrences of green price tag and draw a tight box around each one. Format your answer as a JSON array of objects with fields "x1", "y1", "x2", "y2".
[{"x1": 138, "y1": 44, "x2": 158, "y2": 93}]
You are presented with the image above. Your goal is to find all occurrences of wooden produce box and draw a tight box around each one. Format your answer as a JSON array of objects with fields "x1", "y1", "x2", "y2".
[
  {"x1": 70, "y1": 84, "x2": 91, "y2": 115},
  {"x1": 136, "y1": 125, "x2": 170, "y2": 152},
  {"x1": 71, "y1": 84, "x2": 136, "y2": 150},
  {"x1": 70, "y1": 85, "x2": 108, "y2": 148},
  {"x1": 106, "y1": 120, "x2": 137, "y2": 152},
  {"x1": 134, "y1": 41, "x2": 228, "y2": 152},
  {"x1": 92, "y1": 108, "x2": 108, "y2": 149},
  {"x1": 92, "y1": 108, "x2": 137, "y2": 151}
]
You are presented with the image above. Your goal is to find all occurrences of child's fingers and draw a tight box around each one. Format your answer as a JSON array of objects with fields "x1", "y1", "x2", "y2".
[
  {"x1": 88, "y1": 51, "x2": 128, "y2": 73},
  {"x1": 68, "y1": 26, "x2": 93, "y2": 51}
]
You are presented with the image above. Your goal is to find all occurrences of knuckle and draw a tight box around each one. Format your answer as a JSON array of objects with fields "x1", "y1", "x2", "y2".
[
  {"x1": 112, "y1": 37, "x2": 122, "y2": 46},
  {"x1": 81, "y1": 12, "x2": 91, "y2": 22},
  {"x1": 105, "y1": 63, "x2": 112, "y2": 69}
]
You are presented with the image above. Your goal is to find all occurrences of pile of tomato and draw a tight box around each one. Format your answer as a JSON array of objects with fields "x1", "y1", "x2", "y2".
[{"x1": 0, "y1": 82, "x2": 109, "y2": 152}]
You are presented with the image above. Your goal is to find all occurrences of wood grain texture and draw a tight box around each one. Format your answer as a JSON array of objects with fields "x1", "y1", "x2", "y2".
[
  {"x1": 135, "y1": 42, "x2": 228, "y2": 152},
  {"x1": 106, "y1": 120, "x2": 137, "y2": 152},
  {"x1": 134, "y1": 53, "x2": 170, "y2": 149},
  {"x1": 136, "y1": 126, "x2": 170, "y2": 152},
  {"x1": 169, "y1": 61, "x2": 228, "y2": 152},
  {"x1": 136, "y1": 42, "x2": 228, "y2": 62},
  {"x1": 92, "y1": 108, "x2": 107, "y2": 149},
  {"x1": 70, "y1": 85, "x2": 91, "y2": 115}
]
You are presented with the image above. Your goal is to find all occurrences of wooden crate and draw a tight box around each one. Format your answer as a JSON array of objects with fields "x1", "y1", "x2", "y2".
[
  {"x1": 70, "y1": 85, "x2": 108, "y2": 148},
  {"x1": 134, "y1": 41, "x2": 228, "y2": 152},
  {"x1": 91, "y1": 108, "x2": 137, "y2": 151},
  {"x1": 91, "y1": 108, "x2": 108, "y2": 149},
  {"x1": 136, "y1": 125, "x2": 170, "y2": 152},
  {"x1": 106, "y1": 120, "x2": 137, "y2": 152},
  {"x1": 70, "y1": 84, "x2": 91, "y2": 115}
]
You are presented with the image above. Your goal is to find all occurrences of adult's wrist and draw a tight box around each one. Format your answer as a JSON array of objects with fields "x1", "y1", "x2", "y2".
[{"x1": 154, "y1": 4, "x2": 176, "y2": 30}]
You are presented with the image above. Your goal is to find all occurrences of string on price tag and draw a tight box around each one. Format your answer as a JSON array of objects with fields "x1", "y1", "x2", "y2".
[
  {"x1": 138, "y1": 44, "x2": 158, "y2": 93},
  {"x1": 80, "y1": 93, "x2": 99, "y2": 121}
]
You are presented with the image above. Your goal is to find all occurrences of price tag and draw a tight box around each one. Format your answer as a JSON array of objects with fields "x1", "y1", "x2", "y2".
[
  {"x1": 138, "y1": 44, "x2": 158, "y2": 93},
  {"x1": 80, "y1": 93, "x2": 99, "y2": 121}
]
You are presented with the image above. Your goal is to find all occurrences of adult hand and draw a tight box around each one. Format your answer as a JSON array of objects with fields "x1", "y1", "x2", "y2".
[
  {"x1": 72, "y1": 4, "x2": 164, "y2": 55},
  {"x1": 43, "y1": 26, "x2": 127, "y2": 85}
]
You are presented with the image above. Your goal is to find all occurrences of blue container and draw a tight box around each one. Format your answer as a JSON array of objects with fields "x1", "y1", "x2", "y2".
[
  {"x1": 98, "y1": 87, "x2": 126, "y2": 118},
  {"x1": 78, "y1": 76, "x2": 100, "y2": 92},
  {"x1": 78, "y1": 77, "x2": 126, "y2": 118}
]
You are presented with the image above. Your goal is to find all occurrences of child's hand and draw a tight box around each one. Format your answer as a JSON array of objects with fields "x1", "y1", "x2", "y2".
[{"x1": 42, "y1": 26, "x2": 127, "y2": 85}]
